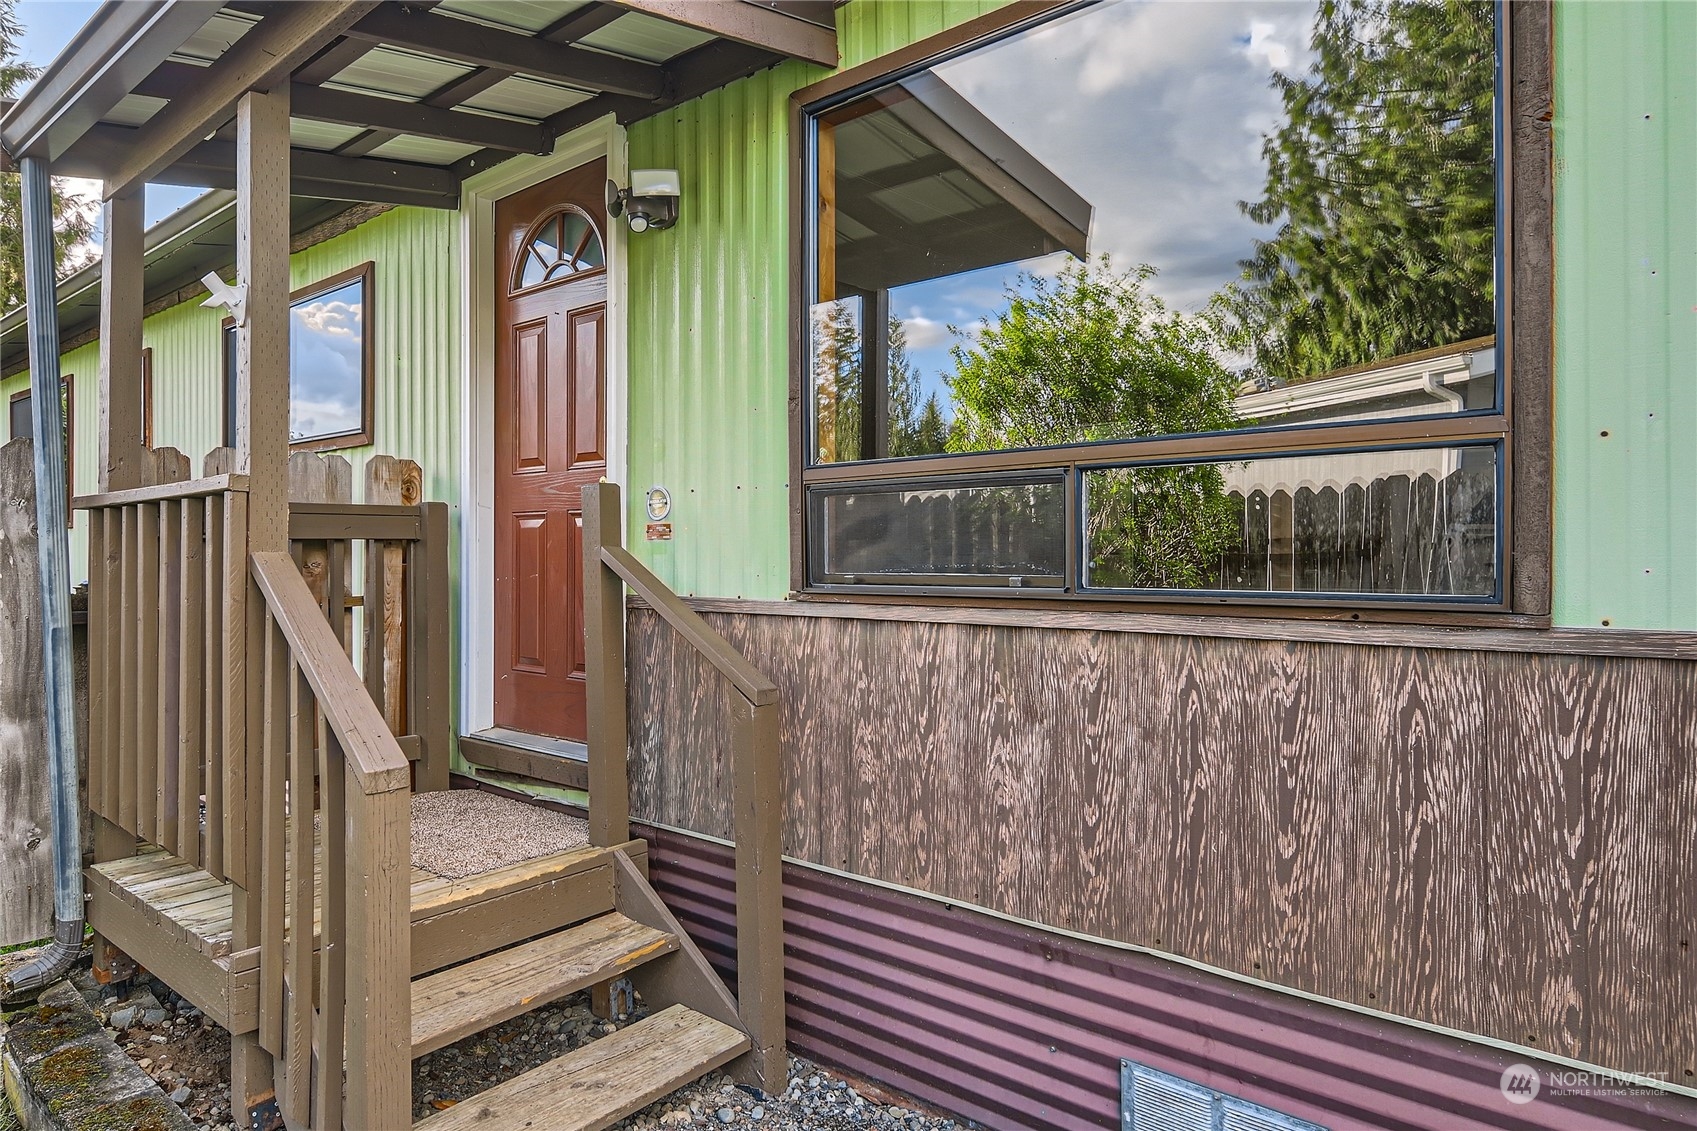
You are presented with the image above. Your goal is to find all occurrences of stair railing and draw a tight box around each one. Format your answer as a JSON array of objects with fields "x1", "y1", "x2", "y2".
[
  {"x1": 250, "y1": 550, "x2": 412, "y2": 1131},
  {"x1": 581, "y1": 482, "x2": 787, "y2": 1092}
]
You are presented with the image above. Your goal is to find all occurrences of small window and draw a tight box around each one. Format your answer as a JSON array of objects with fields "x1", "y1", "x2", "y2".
[
  {"x1": 223, "y1": 262, "x2": 374, "y2": 451},
  {"x1": 796, "y1": 0, "x2": 1527, "y2": 610},
  {"x1": 513, "y1": 207, "x2": 604, "y2": 292},
  {"x1": 10, "y1": 377, "x2": 74, "y2": 527}
]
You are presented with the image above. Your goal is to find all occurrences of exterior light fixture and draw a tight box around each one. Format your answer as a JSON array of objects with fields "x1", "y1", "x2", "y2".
[{"x1": 606, "y1": 169, "x2": 680, "y2": 233}]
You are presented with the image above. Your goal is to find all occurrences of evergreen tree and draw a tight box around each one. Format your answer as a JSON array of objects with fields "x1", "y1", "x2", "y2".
[
  {"x1": 811, "y1": 299, "x2": 862, "y2": 462},
  {"x1": 0, "y1": 0, "x2": 96, "y2": 311},
  {"x1": 887, "y1": 315, "x2": 945, "y2": 457},
  {"x1": 947, "y1": 257, "x2": 1244, "y2": 587},
  {"x1": 1219, "y1": 0, "x2": 1496, "y2": 384},
  {"x1": 911, "y1": 393, "x2": 948, "y2": 457}
]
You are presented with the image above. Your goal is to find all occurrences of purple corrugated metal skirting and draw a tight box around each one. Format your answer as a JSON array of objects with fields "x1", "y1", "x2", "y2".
[{"x1": 637, "y1": 822, "x2": 1697, "y2": 1131}]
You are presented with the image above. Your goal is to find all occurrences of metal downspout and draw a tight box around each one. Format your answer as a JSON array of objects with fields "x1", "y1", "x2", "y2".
[{"x1": 3, "y1": 155, "x2": 85, "y2": 999}]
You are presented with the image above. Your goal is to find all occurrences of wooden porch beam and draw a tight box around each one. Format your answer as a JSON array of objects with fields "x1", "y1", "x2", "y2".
[
  {"x1": 103, "y1": 0, "x2": 377, "y2": 199},
  {"x1": 608, "y1": 0, "x2": 837, "y2": 68},
  {"x1": 344, "y1": 7, "x2": 667, "y2": 100},
  {"x1": 131, "y1": 59, "x2": 546, "y2": 155},
  {"x1": 96, "y1": 187, "x2": 145, "y2": 493},
  {"x1": 288, "y1": 83, "x2": 549, "y2": 154},
  {"x1": 53, "y1": 122, "x2": 461, "y2": 208},
  {"x1": 330, "y1": 2, "x2": 626, "y2": 159}
]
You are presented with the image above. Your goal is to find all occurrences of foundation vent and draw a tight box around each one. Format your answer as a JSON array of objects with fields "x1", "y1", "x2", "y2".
[{"x1": 1122, "y1": 1062, "x2": 1328, "y2": 1131}]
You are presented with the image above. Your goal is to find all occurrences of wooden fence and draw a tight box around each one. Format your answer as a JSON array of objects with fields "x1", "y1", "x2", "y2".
[{"x1": 0, "y1": 439, "x2": 53, "y2": 946}]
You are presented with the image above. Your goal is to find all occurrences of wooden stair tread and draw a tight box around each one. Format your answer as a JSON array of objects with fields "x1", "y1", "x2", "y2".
[
  {"x1": 413, "y1": 1005, "x2": 750, "y2": 1131},
  {"x1": 411, "y1": 913, "x2": 679, "y2": 1057}
]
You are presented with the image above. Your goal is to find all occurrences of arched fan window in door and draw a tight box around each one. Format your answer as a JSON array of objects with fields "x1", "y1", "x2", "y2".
[{"x1": 514, "y1": 206, "x2": 605, "y2": 291}]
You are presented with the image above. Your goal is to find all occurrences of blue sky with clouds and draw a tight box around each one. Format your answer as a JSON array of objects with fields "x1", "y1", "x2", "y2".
[
  {"x1": 17, "y1": 0, "x2": 209, "y2": 227},
  {"x1": 843, "y1": 0, "x2": 1318, "y2": 416}
]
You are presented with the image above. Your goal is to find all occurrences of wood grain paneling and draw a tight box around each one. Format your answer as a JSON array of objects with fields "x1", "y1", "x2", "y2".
[{"x1": 626, "y1": 605, "x2": 1697, "y2": 1084}]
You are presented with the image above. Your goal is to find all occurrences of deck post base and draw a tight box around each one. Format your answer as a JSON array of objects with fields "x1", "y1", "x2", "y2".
[{"x1": 231, "y1": 1034, "x2": 277, "y2": 1131}]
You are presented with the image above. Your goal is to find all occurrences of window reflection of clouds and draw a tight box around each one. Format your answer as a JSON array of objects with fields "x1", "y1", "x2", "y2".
[
  {"x1": 288, "y1": 279, "x2": 365, "y2": 441},
  {"x1": 886, "y1": 1, "x2": 1317, "y2": 405}
]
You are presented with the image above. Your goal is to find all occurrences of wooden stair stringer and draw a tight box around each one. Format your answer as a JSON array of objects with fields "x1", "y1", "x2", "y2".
[
  {"x1": 610, "y1": 849, "x2": 745, "y2": 1033},
  {"x1": 411, "y1": 1004, "x2": 749, "y2": 1131}
]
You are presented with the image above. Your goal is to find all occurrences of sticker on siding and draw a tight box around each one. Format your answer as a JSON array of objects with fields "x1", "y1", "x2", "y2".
[
  {"x1": 646, "y1": 523, "x2": 673, "y2": 541},
  {"x1": 645, "y1": 485, "x2": 672, "y2": 522}
]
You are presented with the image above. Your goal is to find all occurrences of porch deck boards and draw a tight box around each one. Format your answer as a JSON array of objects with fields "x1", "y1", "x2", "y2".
[{"x1": 91, "y1": 827, "x2": 614, "y2": 961}]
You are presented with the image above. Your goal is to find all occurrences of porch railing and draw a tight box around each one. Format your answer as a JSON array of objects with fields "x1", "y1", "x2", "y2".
[
  {"x1": 250, "y1": 550, "x2": 411, "y2": 1130},
  {"x1": 82, "y1": 468, "x2": 253, "y2": 883},
  {"x1": 78, "y1": 452, "x2": 452, "y2": 890},
  {"x1": 581, "y1": 482, "x2": 787, "y2": 1089}
]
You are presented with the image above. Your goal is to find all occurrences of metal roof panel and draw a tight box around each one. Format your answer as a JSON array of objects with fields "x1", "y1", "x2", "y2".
[
  {"x1": 324, "y1": 45, "x2": 476, "y2": 100},
  {"x1": 167, "y1": 9, "x2": 260, "y2": 65},
  {"x1": 457, "y1": 74, "x2": 595, "y2": 120},
  {"x1": 579, "y1": 13, "x2": 716, "y2": 63},
  {"x1": 364, "y1": 134, "x2": 481, "y2": 164},
  {"x1": 432, "y1": 0, "x2": 591, "y2": 36}
]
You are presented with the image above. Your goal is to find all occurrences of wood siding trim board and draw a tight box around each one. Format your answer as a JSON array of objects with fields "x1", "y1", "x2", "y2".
[
  {"x1": 623, "y1": 604, "x2": 1697, "y2": 1089},
  {"x1": 650, "y1": 595, "x2": 1697, "y2": 661}
]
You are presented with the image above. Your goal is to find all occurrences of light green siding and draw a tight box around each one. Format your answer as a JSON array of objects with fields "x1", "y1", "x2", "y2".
[
  {"x1": 1552, "y1": 0, "x2": 1697, "y2": 629},
  {"x1": 624, "y1": 0, "x2": 1007, "y2": 598},
  {"x1": 2, "y1": 206, "x2": 463, "y2": 583}
]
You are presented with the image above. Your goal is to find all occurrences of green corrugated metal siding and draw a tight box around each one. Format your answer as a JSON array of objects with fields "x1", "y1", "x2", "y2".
[
  {"x1": 1, "y1": 339, "x2": 103, "y2": 576},
  {"x1": 2, "y1": 206, "x2": 465, "y2": 726},
  {"x1": 5, "y1": 205, "x2": 461, "y2": 572},
  {"x1": 1552, "y1": 0, "x2": 1697, "y2": 629},
  {"x1": 624, "y1": 0, "x2": 1007, "y2": 598}
]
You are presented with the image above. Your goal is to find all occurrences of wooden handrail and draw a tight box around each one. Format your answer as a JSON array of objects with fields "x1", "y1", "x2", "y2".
[
  {"x1": 74, "y1": 473, "x2": 250, "y2": 510},
  {"x1": 583, "y1": 482, "x2": 787, "y2": 1092},
  {"x1": 600, "y1": 545, "x2": 778, "y2": 706},
  {"x1": 249, "y1": 550, "x2": 410, "y2": 796}
]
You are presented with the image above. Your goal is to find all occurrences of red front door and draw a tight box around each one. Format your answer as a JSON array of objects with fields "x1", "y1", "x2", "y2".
[{"x1": 492, "y1": 159, "x2": 609, "y2": 740}]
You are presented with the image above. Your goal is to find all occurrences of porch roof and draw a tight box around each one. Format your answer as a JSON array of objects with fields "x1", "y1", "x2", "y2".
[
  {"x1": 0, "y1": 190, "x2": 373, "y2": 378},
  {"x1": 0, "y1": 0, "x2": 840, "y2": 210}
]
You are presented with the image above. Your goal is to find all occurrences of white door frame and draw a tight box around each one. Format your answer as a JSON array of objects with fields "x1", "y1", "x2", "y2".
[{"x1": 458, "y1": 114, "x2": 629, "y2": 739}]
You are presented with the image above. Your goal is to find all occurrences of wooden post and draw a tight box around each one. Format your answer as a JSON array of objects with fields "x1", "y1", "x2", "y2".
[
  {"x1": 730, "y1": 693, "x2": 786, "y2": 1093},
  {"x1": 90, "y1": 184, "x2": 147, "y2": 981},
  {"x1": 410, "y1": 501, "x2": 451, "y2": 792},
  {"x1": 98, "y1": 187, "x2": 145, "y2": 494},
  {"x1": 230, "y1": 84, "x2": 291, "y2": 1123},
  {"x1": 581, "y1": 482, "x2": 630, "y2": 848},
  {"x1": 343, "y1": 779, "x2": 411, "y2": 1131}
]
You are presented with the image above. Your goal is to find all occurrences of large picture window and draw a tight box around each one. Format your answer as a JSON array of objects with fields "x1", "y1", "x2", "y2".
[
  {"x1": 223, "y1": 262, "x2": 374, "y2": 451},
  {"x1": 795, "y1": 0, "x2": 1544, "y2": 611}
]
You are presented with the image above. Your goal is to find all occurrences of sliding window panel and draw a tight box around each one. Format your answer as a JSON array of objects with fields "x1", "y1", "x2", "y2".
[
  {"x1": 1081, "y1": 445, "x2": 1499, "y2": 599},
  {"x1": 809, "y1": 472, "x2": 1067, "y2": 588}
]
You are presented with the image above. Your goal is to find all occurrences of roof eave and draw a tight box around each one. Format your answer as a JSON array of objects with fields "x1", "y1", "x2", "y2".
[{"x1": 0, "y1": 0, "x2": 223, "y2": 164}]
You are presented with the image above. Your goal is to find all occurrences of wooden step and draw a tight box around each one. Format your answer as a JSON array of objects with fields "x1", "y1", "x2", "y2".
[
  {"x1": 410, "y1": 912, "x2": 679, "y2": 1058},
  {"x1": 412, "y1": 1005, "x2": 750, "y2": 1131}
]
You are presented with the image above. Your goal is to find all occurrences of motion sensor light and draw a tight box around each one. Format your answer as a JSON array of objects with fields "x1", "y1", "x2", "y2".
[{"x1": 606, "y1": 169, "x2": 680, "y2": 233}]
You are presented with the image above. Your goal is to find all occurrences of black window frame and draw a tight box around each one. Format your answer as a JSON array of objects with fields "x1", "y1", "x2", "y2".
[{"x1": 787, "y1": 0, "x2": 1554, "y2": 621}]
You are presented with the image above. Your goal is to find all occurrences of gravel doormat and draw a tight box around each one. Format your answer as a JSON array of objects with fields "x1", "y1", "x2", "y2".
[{"x1": 411, "y1": 790, "x2": 589, "y2": 879}]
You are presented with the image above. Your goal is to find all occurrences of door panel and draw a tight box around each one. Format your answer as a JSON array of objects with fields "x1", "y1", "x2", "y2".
[
  {"x1": 570, "y1": 307, "x2": 605, "y2": 468},
  {"x1": 514, "y1": 321, "x2": 549, "y2": 472},
  {"x1": 493, "y1": 158, "x2": 608, "y2": 740}
]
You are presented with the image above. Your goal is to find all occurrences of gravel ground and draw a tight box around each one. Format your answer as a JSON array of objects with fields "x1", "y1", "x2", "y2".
[
  {"x1": 77, "y1": 971, "x2": 970, "y2": 1130},
  {"x1": 410, "y1": 790, "x2": 589, "y2": 878}
]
